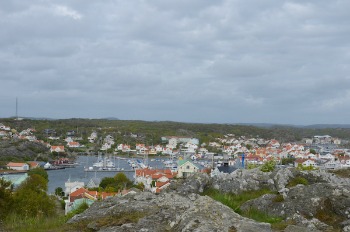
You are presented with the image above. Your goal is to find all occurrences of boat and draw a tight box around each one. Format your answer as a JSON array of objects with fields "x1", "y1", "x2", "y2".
[{"x1": 93, "y1": 155, "x2": 115, "y2": 168}]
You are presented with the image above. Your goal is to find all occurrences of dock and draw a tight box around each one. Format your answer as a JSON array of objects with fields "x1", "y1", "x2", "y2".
[{"x1": 84, "y1": 169, "x2": 135, "y2": 172}]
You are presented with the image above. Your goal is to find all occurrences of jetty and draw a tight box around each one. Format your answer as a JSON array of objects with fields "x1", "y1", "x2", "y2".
[{"x1": 84, "y1": 169, "x2": 135, "y2": 172}]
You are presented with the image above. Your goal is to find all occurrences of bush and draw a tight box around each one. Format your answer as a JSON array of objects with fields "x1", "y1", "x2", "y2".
[
  {"x1": 260, "y1": 160, "x2": 276, "y2": 172},
  {"x1": 272, "y1": 194, "x2": 284, "y2": 202},
  {"x1": 286, "y1": 176, "x2": 308, "y2": 188},
  {"x1": 65, "y1": 201, "x2": 89, "y2": 221},
  {"x1": 242, "y1": 207, "x2": 283, "y2": 224}
]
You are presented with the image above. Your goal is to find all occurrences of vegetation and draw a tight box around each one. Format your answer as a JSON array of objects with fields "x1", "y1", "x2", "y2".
[
  {"x1": 0, "y1": 178, "x2": 13, "y2": 219},
  {"x1": 272, "y1": 194, "x2": 284, "y2": 203},
  {"x1": 296, "y1": 164, "x2": 318, "y2": 171},
  {"x1": 27, "y1": 167, "x2": 48, "y2": 180},
  {"x1": 3, "y1": 118, "x2": 350, "y2": 148},
  {"x1": 99, "y1": 172, "x2": 134, "y2": 192},
  {"x1": 242, "y1": 207, "x2": 282, "y2": 224},
  {"x1": 65, "y1": 201, "x2": 90, "y2": 221},
  {"x1": 55, "y1": 187, "x2": 64, "y2": 196},
  {"x1": 329, "y1": 168, "x2": 350, "y2": 178},
  {"x1": 3, "y1": 214, "x2": 66, "y2": 232},
  {"x1": 260, "y1": 160, "x2": 276, "y2": 172},
  {"x1": 203, "y1": 188, "x2": 273, "y2": 213},
  {"x1": 203, "y1": 188, "x2": 283, "y2": 226},
  {"x1": 315, "y1": 198, "x2": 344, "y2": 230},
  {"x1": 1, "y1": 169, "x2": 66, "y2": 231},
  {"x1": 286, "y1": 176, "x2": 309, "y2": 188},
  {"x1": 281, "y1": 157, "x2": 295, "y2": 165}
]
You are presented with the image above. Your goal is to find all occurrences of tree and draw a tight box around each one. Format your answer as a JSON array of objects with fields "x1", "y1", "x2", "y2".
[
  {"x1": 55, "y1": 187, "x2": 64, "y2": 196},
  {"x1": 99, "y1": 177, "x2": 115, "y2": 189},
  {"x1": 28, "y1": 167, "x2": 48, "y2": 181},
  {"x1": 13, "y1": 175, "x2": 56, "y2": 218},
  {"x1": 18, "y1": 174, "x2": 48, "y2": 192},
  {"x1": 309, "y1": 149, "x2": 316, "y2": 154},
  {"x1": 114, "y1": 172, "x2": 133, "y2": 189},
  {"x1": 0, "y1": 178, "x2": 13, "y2": 219}
]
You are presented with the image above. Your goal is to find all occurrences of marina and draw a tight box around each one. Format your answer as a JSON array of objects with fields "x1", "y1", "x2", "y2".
[
  {"x1": 47, "y1": 155, "x2": 169, "y2": 193},
  {"x1": 84, "y1": 169, "x2": 135, "y2": 172}
]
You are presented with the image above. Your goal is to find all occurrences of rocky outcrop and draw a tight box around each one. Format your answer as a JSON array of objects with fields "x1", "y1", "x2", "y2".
[
  {"x1": 167, "y1": 172, "x2": 212, "y2": 195},
  {"x1": 210, "y1": 167, "x2": 350, "y2": 194},
  {"x1": 68, "y1": 191, "x2": 272, "y2": 232},
  {"x1": 0, "y1": 140, "x2": 49, "y2": 161},
  {"x1": 239, "y1": 181, "x2": 350, "y2": 231},
  {"x1": 67, "y1": 168, "x2": 350, "y2": 231}
]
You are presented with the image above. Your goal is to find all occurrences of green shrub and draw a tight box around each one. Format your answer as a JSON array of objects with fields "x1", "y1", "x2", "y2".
[
  {"x1": 203, "y1": 188, "x2": 274, "y2": 213},
  {"x1": 260, "y1": 160, "x2": 276, "y2": 172},
  {"x1": 272, "y1": 194, "x2": 284, "y2": 202},
  {"x1": 65, "y1": 201, "x2": 89, "y2": 221},
  {"x1": 242, "y1": 207, "x2": 283, "y2": 224},
  {"x1": 286, "y1": 176, "x2": 308, "y2": 188}
]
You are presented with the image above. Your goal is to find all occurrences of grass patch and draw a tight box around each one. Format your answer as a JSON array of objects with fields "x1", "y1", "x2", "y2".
[
  {"x1": 95, "y1": 211, "x2": 146, "y2": 228},
  {"x1": 272, "y1": 194, "x2": 284, "y2": 202},
  {"x1": 203, "y1": 188, "x2": 288, "y2": 227},
  {"x1": 4, "y1": 214, "x2": 66, "y2": 232},
  {"x1": 58, "y1": 219, "x2": 95, "y2": 232},
  {"x1": 65, "y1": 201, "x2": 90, "y2": 221},
  {"x1": 242, "y1": 207, "x2": 283, "y2": 224},
  {"x1": 286, "y1": 176, "x2": 308, "y2": 188},
  {"x1": 315, "y1": 198, "x2": 344, "y2": 230},
  {"x1": 329, "y1": 168, "x2": 350, "y2": 178},
  {"x1": 202, "y1": 188, "x2": 274, "y2": 213}
]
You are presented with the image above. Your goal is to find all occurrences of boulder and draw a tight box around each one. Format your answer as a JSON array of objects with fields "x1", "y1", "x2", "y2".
[{"x1": 68, "y1": 192, "x2": 272, "y2": 232}]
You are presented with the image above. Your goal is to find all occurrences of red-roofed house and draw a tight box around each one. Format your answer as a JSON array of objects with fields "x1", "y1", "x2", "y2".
[
  {"x1": 50, "y1": 146, "x2": 65, "y2": 153},
  {"x1": 135, "y1": 168, "x2": 177, "y2": 193},
  {"x1": 28, "y1": 161, "x2": 40, "y2": 169},
  {"x1": 67, "y1": 141, "x2": 81, "y2": 148},
  {"x1": 7, "y1": 162, "x2": 29, "y2": 171}
]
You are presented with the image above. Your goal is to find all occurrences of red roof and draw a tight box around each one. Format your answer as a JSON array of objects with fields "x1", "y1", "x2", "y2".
[{"x1": 7, "y1": 162, "x2": 27, "y2": 167}]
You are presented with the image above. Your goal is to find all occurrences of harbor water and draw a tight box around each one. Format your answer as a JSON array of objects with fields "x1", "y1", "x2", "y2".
[{"x1": 47, "y1": 155, "x2": 167, "y2": 193}]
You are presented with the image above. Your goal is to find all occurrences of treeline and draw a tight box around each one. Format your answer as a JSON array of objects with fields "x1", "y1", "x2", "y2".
[{"x1": 3, "y1": 118, "x2": 350, "y2": 145}]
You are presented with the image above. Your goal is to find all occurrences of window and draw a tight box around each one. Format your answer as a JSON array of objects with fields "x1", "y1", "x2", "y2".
[{"x1": 186, "y1": 165, "x2": 190, "y2": 169}]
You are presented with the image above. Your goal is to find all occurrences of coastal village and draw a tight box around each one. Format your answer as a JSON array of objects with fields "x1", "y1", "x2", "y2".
[{"x1": 2, "y1": 121, "x2": 350, "y2": 215}]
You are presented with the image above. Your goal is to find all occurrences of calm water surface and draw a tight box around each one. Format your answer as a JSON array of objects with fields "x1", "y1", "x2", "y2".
[{"x1": 47, "y1": 155, "x2": 166, "y2": 193}]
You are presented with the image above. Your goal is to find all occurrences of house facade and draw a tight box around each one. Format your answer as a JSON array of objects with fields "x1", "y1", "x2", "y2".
[
  {"x1": 177, "y1": 160, "x2": 200, "y2": 178},
  {"x1": 7, "y1": 162, "x2": 29, "y2": 171},
  {"x1": 50, "y1": 146, "x2": 65, "y2": 153}
]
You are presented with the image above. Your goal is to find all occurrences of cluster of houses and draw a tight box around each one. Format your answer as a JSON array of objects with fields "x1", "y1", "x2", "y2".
[
  {"x1": 209, "y1": 134, "x2": 350, "y2": 170},
  {"x1": 115, "y1": 136, "x2": 200, "y2": 157}
]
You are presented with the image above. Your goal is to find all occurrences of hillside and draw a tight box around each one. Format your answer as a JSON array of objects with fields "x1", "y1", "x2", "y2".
[{"x1": 2, "y1": 118, "x2": 350, "y2": 146}]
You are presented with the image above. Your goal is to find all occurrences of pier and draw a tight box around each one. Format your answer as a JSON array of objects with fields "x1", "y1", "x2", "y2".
[{"x1": 84, "y1": 169, "x2": 135, "y2": 172}]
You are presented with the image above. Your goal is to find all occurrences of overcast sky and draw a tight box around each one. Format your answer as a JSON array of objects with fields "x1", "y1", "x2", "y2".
[{"x1": 1, "y1": 0, "x2": 350, "y2": 125}]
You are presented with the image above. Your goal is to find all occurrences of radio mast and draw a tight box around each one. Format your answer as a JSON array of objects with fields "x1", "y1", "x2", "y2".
[{"x1": 16, "y1": 97, "x2": 18, "y2": 120}]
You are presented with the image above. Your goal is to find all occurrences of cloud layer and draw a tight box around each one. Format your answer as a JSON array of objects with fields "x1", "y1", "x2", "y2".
[{"x1": 1, "y1": 0, "x2": 349, "y2": 124}]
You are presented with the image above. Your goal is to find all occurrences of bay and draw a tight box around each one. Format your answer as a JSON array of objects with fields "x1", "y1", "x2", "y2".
[{"x1": 47, "y1": 155, "x2": 167, "y2": 193}]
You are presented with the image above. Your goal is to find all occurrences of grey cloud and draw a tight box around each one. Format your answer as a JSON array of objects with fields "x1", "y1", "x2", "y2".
[{"x1": 0, "y1": 0, "x2": 350, "y2": 124}]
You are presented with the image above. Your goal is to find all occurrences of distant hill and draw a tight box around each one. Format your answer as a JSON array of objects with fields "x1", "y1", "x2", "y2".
[
  {"x1": 234, "y1": 123, "x2": 300, "y2": 128},
  {"x1": 303, "y1": 124, "x2": 350, "y2": 129},
  {"x1": 100, "y1": 117, "x2": 120, "y2": 120}
]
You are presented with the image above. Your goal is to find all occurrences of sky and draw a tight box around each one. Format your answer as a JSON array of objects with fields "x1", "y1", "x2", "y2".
[{"x1": 1, "y1": 0, "x2": 350, "y2": 125}]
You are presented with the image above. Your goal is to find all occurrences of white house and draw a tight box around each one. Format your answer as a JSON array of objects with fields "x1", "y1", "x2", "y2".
[
  {"x1": 64, "y1": 179, "x2": 85, "y2": 196},
  {"x1": 7, "y1": 162, "x2": 29, "y2": 171},
  {"x1": 168, "y1": 138, "x2": 177, "y2": 149},
  {"x1": 294, "y1": 158, "x2": 316, "y2": 167},
  {"x1": 323, "y1": 159, "x2": 341, "y2": 169},
  {"x1": 321, "y1": 153, "x2": 335, "y2": 161}
]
